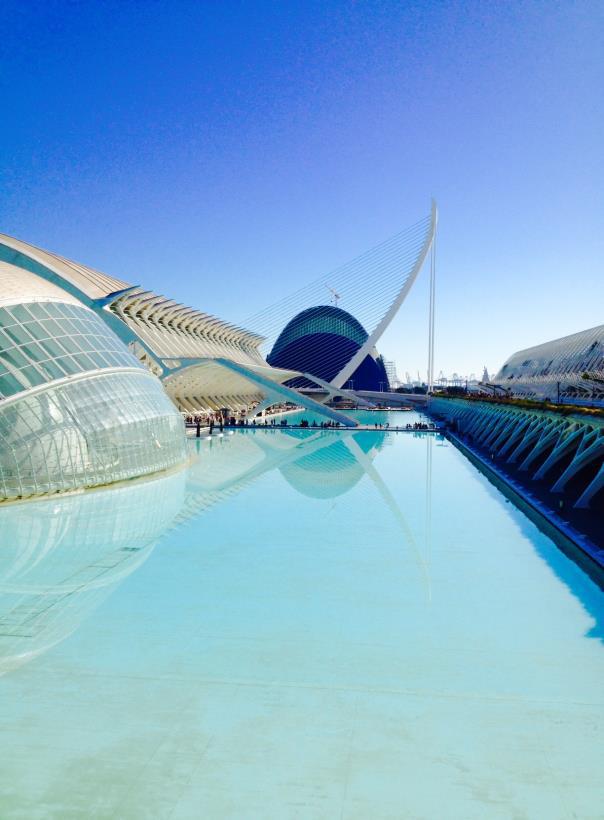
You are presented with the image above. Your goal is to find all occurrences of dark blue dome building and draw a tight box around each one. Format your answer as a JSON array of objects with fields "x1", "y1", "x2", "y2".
[{"x1": 267, "y1": 305, "x2": 390, "y2": 391}]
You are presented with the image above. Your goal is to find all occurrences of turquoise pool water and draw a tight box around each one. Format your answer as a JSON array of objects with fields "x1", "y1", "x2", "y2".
[{"x1": 0, "y1": 429, "x2": 602, "y2": 818}]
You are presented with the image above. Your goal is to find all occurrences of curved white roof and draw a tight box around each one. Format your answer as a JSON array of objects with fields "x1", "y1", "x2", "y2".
[
  {"x1": 493, "y1": 324, "x2": 604, "y2": 401},
  {"x1": 0, "y1": 232, "x2": 130, "y2": 300},
  {"x1": 0, "y1": 260, "x2": 83, "y2": 309},
  {"x1": 0, "y1": 232, "x2": 264, "y2": 352}
]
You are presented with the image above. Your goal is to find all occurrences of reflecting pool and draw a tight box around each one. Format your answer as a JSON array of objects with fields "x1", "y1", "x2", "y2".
[{"x1": 0, "y1": 430, "x2": 602, "y2": 819}]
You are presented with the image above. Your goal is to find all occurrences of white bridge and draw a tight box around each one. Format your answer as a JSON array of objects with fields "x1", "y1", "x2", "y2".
[{"x1": 300, "y1": 387, "x2": 428, "y2": 407}]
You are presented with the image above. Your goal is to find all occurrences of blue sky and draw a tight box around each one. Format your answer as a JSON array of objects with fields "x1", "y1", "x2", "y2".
[{"x1": 1, "y1": 1, "x2": 602, "y2": 379}]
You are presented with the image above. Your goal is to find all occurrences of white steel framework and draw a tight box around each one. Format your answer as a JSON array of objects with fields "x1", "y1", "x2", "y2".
[{"x1": 493, "y1": 325, "x2": 604, "y2": 404}]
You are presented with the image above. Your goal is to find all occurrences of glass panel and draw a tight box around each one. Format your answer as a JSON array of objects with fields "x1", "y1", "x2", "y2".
[
  {"x1": 89, "y1": 352, "x2": 111, "y2": 368},
  {"x1": 73, "y1": 353, "x2": 96, "y2": 371},
  {"x1": 0, "y1": 328, "x2": 16, "y2": 351},
  {"x1": 26, "y1": 320, "x2": 52, "y2": 341},
  {"x1": 41, "y1": 337, "x2": 67, "y2": 358},
  {"x1": 1, "y1": 348, "x2": 30, "y2": 369},
  {"x1": 102, "y1": 352, "x2": 122, "y2": 366},
  {"x1": 75, "y1": 335, "x2": 95, "y2": 353},
  {"x1": 19, "y1": 365, "x2": 46, "y2": 387},
  {"x1": 57, "y1": 335, "x2": 80, "y2": 354},
  {"x1": 21, "y1": 342, "x2": 48, "y2": 363},
  {"x1": 41, "y1": 319, "x2": 63, "y2": 337},
  {"x1": 0, "y1": 370, "x2": 185, "y2": 500},
  {"x1": 7, "y1": 305, "x2": 33, "y2": 324},
  {"x1": 39, "y1": 360, "x2": 66, "y2": 381},
  {"x1": 0, "y1": 308, "x2": 16, "y2": 328},
  {"x1": 0, "y1": 372, "x2": 24, "y2": 397},
  {"x1": 60, "y1": 304, "x2": 79, "y2": 317},
  {"x1": 4, "y1": 324, "x2": 34, "y2": 346},
  {"x1": 26, "y1": 302, "x2": 50, "y2": 320},
  {"x1": 44, "y1": 302, "x2": 69, "y2": 318},
  {"x1": 0, "y1": 301, "x2": 143, "y2": 402},
  {"x1": 59, "y1": 319, "x2": 79, "y2": 335},
  {"x1": 70, "y1": 319, "x2": 89, "y2": 334},
  {"x1": 56, "y1": 356, "x2": 81, "y2": 375}
]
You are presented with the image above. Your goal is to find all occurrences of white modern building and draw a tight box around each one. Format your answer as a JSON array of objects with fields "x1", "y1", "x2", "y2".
[
  {"x1": 492, "y1": 325, "x2": 604, "y2": 404},
  {"x1": 0, "y1": 232, "x2": 358, "y2": 424},
  {"x1": 0, "y1": 203, "x2": 437, "y2": 500},
  {"x1": 0, "y1": 259, "x2": 187, "y2": 501},
  {"x1": 0, "y1": 231, "x2": 364, "y2": 501}
]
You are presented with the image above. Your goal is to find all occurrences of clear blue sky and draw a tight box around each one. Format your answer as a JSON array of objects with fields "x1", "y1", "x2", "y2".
[{"x1": 1, "y1": 1, "x2": 602, "y2": 379}]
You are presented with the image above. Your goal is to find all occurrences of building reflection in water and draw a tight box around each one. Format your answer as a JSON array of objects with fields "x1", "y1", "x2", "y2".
[
  {"x1": 184, "y1": 429, "x2": 433, "y2": 597},
  {"x1": 182, "y1": 429, "x2": 390, "y2": 513},
  {"x1": 0, "y1": 428, "x2": 440, "y2": 676},
  {"x1": 0, "y1": 468, "x2": 186, "y2": 676}
]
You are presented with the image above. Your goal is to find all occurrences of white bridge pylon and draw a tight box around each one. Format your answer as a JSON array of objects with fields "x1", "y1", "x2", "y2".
[{"x1": 331, "y1": 200, "x2": 438, "y2": 390}]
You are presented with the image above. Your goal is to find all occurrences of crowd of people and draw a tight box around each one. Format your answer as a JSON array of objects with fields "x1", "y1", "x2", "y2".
[
  {"x1": 183, "y1": 411, "x2": 439, "y2": 435},
  {"x1": 405, "y1": 421, "x2": 436, "y2": 430}
]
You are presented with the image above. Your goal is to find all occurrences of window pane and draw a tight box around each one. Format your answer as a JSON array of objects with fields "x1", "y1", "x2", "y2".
[
  {"x1": 0, "y1": 372, "x2": 23, "y2": 397},
  {"x1": 25, "y1": 321, "x2": 51, "y2": 341},
  {"x1": 60, "y1": 319, "x2": 79, "y2": 335},
  {"x1": 45, "y1": 302, "x2": 69, "y2": 318},
  {"x1": 73, "y1": 353, "x2": 96, "y2": 370},
  {"x1": 41, "y1": 337, "x2": 67, "y2": 358},
  {"x1": 4, "y1": 324, "x2": 33, "y2": 345},
  {"x1": 58, "y1": 335, "x2": 80, "y2": 354},
  {"x1": 89, "y1": 352, "x2": 110, "y2": 369},
  {"x1": 39, "y1": 360, "x2": 65, "y2": 381},
  {"x1": 1, "y1": 348, "x2": 29, "y2": 369},
  {"x1": 26, "y1": 303, "x2": 49, "y2": 321},
  {"x1": 70, "y1": 319, "x2": 88, "y2": 334},
  {"x1": 0, "y1": 308, "x2": 16, "y2": 328},
  {"x1": 57, "y1": 356, "x2": 81, "y2": 375},
  {"x1": 0, "y1": 329, "x2": 15, "y2": 352},
  {"x1": 19, "y1": 365, "x2": 46, "y2": 387},
  {"x1": 22, "y1": 343, "x2": 48, "y2": 363},
  {"x1": 76, "y1": 335, "x2": 95, "y2": 353},
  {"x1": 60, "y1": 304, "x2": 78, "y2": 317},
  {"x1": 7, "y1": 305, "x2": 33, "y2": 324},
  {"x1": 41, "y1": 319, "x2": 63, "y2": 337}
]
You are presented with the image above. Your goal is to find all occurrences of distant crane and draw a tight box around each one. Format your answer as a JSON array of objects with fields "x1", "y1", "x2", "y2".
[{"x1": 325, "y1": 285, "x2": 341, "y2": 307}]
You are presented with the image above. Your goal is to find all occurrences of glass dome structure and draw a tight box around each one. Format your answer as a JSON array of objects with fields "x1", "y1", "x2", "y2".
[{"x1": 0, "y1": 261, "x2": 186, "y2": 501}]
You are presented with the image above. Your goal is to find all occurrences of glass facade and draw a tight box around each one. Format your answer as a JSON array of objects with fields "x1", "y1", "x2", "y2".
[
  {"x1": 0, "y1": 370, "x2": 186, "y2": 501},
  {"x1": 0, "y1": 301, "x2": 142, "y2": 400}
]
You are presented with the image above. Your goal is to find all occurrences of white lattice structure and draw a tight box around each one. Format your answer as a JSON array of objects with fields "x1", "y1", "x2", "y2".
[
  {"x1": 106, "y1": 287, "x2": 301, "y2": 413},
  {"x1": 0, "y1": 232, "x2": 356, "y2": 426},
  {"x1": 0, "y1": 259, "x2": 187, "y2": 501},
  {"x1": 493, "y1": 325, "x2": 604, "y2": 404}
]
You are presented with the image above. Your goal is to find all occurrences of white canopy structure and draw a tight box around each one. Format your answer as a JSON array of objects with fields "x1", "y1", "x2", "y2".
[
  {"x1": 0, "y1": 232, "x2": 357, "y2": 427},
  {"x1": 493, "y1": 325, "x2": 604, "y2": 404}
]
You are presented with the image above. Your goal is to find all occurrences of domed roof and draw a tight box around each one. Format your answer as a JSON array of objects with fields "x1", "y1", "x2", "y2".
[
  {"x1": 0, "y1": 232, "x2": 130, "y2": 301},
  {"x1": 0, "y1": 260, "x2": 83, "y2": 309},
  {"x1": 267, "y1": 305, "x2": 390, "y2": 392},
  {"x1": 269, "y1": 305, "x2": 368, "y2": 361}
]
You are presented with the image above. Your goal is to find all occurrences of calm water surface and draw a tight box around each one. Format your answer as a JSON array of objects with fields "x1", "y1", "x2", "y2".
[{"x1": 0, "y1": 428, "x2": 602, "y2": 819}]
